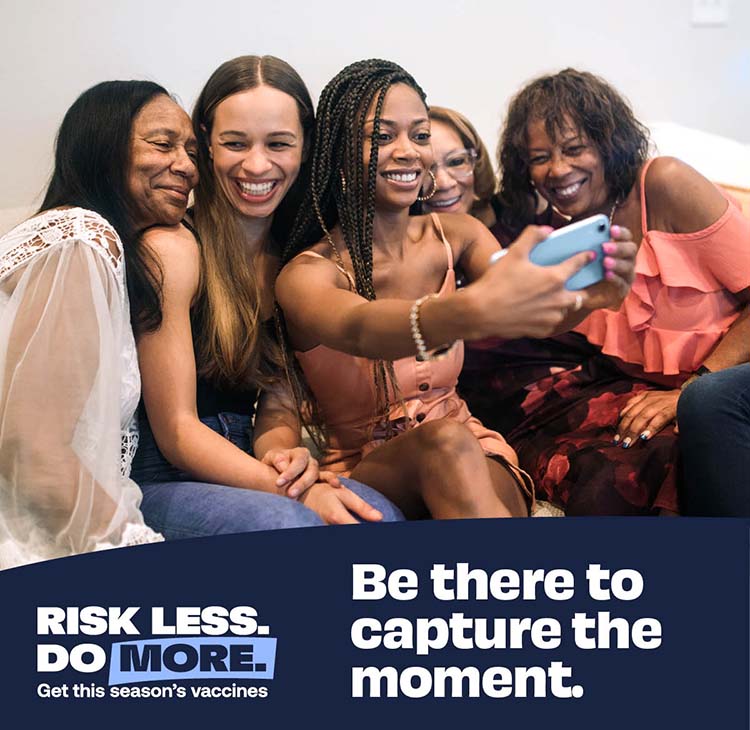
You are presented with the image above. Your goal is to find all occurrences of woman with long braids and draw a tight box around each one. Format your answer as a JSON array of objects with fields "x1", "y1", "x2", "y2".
[
  {"x1": 275, "y1": 59, "x2": 637, "y2": 519},
  {"x1": 131, "y1": 56, "x2": 401, "y2": 533}
]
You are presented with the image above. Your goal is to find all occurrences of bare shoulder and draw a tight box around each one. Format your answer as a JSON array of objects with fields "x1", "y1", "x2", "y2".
[
  {"x1": 283, "y1": 240, "x2": 334, "y2": 274},
  {"x1": 276, "y1": 242, "x2": 346, "y2": 300},
  {"x1": 141, "y1": 223, "x2": 200, "y2": 297},
  {"x1": 432, "y1": 211, "x2": 483, "y2": 240},
  {"x1": 644, "y1": 157, "x2": 727, "y2": 232},
  {"x1": 141, "y1": 222, "x2": 199, "y2": 262}
]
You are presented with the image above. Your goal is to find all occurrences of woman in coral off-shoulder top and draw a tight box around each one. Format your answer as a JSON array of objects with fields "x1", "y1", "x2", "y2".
[{"x1": 460, "y1": 68, "x2": 750, "y2": 516}]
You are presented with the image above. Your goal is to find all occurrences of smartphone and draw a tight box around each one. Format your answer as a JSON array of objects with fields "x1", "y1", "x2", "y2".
[{"x1": 529, "y1": 213, "x2": 610, "y2": 290}]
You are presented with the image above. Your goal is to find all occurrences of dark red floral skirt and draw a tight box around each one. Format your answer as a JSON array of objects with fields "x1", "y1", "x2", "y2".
[{"x1": 459, "y1": 333, "x2": 680, "y2": 515}]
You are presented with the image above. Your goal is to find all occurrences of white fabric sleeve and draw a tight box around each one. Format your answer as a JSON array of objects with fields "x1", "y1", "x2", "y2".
[{"x1": 0, "y1": 233, "x2": 162, "y2": 569}]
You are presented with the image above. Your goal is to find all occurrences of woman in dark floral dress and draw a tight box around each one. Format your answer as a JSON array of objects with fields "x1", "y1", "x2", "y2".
[{"x1": 460, "y1": 70, "x2": 750, "y2": 515}]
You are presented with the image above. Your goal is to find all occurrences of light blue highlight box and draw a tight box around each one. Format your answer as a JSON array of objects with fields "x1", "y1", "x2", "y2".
[{"x1": 108, "y1": 637, "x2": 277, "y2": 685}]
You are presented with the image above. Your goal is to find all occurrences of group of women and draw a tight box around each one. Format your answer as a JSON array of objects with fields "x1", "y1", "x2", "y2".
[{"x1": 0, "y1": 54, "x2": 746, "y2": 568}]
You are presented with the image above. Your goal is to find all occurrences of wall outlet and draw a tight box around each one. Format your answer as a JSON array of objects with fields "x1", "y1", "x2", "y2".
[{"x1": 692, "y1": 0, "x2": 730, "y2": 26}]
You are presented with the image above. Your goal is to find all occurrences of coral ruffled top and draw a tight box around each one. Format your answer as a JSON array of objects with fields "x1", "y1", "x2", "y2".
[{"x1": 574, "y1": 158, "x2": 750, "y2": 375}]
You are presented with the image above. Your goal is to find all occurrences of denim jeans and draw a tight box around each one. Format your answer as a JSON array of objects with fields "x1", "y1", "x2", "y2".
[
  {"x1": 677, "y1": 364, "x2": 750, "y2": 516},
  {"x1": 131, "y1": 412, "x2": 403, "y2": 539}
]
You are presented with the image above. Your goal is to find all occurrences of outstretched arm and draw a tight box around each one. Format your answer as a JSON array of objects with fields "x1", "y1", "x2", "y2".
[
  {"x1": 276, "y1": 223, "x2": 598, "y2": 360},
  {"x1": 445, "y1": 212, "x2": 637, "y2": 334}
]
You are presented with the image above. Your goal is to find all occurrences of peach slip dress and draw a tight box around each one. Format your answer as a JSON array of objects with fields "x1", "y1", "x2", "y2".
[{"x1": 294, "y1": 214, "x2": 534, "y2": 501}]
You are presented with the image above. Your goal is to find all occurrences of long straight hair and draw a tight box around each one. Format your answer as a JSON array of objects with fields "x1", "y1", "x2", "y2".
[
  {"x1": 192, "y1": 55, "x2": 315, "y2": 389},
  {"x1": 40, "y1": 80, "x2": 169, "y2": 333}
]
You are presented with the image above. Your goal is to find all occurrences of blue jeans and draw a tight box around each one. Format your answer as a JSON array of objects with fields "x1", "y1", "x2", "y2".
[
  {"x1": 677, "y1": 364, "x2": 750, "y2": 516},
  {"x1": 131, "y1": 412, "x2": 403, "y2": 539}
]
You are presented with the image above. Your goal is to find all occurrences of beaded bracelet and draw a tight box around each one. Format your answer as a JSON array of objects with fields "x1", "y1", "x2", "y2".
[{"x1": 409, "y1": 294, "x2": 454, "y2": 362}]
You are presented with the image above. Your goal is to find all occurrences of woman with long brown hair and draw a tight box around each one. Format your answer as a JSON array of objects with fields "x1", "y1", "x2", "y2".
[{"x1": 130, "y1": 56, "x2": 401, "y2": 535}]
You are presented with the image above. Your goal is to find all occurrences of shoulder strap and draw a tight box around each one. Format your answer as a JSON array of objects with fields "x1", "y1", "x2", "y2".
[
  {"x1": 639, "y1": 158, "x2": 657, "y2": 238},
  {"x1": 180, "y1": 215, "x2": 201, "y2": 244},
  {"x1": 429, "y1": 213, "x2": 454, "y2": 272},
  {"x1": 298, "y1": 250, "x2": 356, "y2": 291}
]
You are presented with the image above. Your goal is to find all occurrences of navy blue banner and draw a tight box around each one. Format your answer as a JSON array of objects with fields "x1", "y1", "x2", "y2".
[{"x1": 1, "y1": 518, "x2": 747, "y2": 728}]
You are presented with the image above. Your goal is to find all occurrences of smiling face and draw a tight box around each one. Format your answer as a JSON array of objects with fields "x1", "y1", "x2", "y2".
[
  {"x1": 127, "y1": 95, "x2": 198, "y2": 230},
  {"x1": 361, "y1": 83, "x2": 432, "y2": 212},
  {"x1": 209, "y1": 85, "x2": 304, "y2": 221},
  {"x1": 421, "y1": 119, "x2": 476, "y2": 215},
  {"x1": 526, "y1": 117, "x2": 609, "y2": 220}
]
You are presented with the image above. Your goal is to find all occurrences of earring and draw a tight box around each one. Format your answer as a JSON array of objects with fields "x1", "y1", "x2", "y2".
[
  {"x1": 339, "y1": 170, "x2": 348, "y2": 195},
  {"x1": 416, "y1": 169, "x2": 437, "y2": 202}
]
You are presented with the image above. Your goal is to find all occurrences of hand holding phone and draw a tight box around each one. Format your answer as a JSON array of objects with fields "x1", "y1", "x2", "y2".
[{"x1": 529, "y1": 214, "x2": 610, "y2": 290}]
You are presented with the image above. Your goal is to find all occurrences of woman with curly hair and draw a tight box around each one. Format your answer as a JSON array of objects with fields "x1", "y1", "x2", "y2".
[
  {"x1": 459, "y1": 68, "x2": 750, "y2": 515},
  {"x1": 275, "y1": 60, "x2": 637, "y2": 519}
]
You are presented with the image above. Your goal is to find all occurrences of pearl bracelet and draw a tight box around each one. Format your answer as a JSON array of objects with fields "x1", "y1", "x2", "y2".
[{"x1": 409, "y1": 294, "x2": 454, "y2": 362}]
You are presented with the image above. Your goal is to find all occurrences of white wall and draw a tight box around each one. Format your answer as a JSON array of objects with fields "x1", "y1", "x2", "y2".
[{"x1": 1, "y1": 0, "x2": 748, "y2": 233}]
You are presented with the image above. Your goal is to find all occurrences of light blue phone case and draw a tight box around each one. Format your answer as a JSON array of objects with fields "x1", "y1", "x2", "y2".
[{"x1": 528, "y1": 214, "x2": 610, "y2": 290}]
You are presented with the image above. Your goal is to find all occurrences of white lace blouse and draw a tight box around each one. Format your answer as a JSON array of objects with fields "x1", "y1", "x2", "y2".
[{"x1": 0, "y1": 207, "x2": 163, "y2": 569}]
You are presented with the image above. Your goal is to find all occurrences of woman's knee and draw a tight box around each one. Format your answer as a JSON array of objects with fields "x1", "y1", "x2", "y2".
[
  {"x1": 678, "y1": 368, "x2": 745, "y2": 431},
  {"x1": 415, "y1": 419, "x2": 484, "y2": 461},
  {"x1": 140, "y1": 481, "x2": 324, "y2": 537},
  {"x1": 217, "y1": 491, "x2": 325, "y2": 531}
]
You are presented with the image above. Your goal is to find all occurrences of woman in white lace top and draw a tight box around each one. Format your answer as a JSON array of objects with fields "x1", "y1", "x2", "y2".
[{"x1": 0, "y1": 80, "x2": 199, "y2": 568}]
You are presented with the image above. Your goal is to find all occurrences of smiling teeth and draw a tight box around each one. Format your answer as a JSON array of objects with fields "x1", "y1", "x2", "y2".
[
  {"x1": 556, "y1": 182, "x2": 582, "y2": 198},
  {"x1": 429, "y1": 196, "x2": 461, "y2": 208},
  {"x1": 239, "y1": 181, "x2": 275, "y2": 195},
  {"x1": 384, "y1": 172, "x2": 418, "y2": 182}
]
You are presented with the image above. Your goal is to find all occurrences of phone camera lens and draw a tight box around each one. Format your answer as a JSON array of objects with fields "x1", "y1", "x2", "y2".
[{"x1": 598, "y1": 223, "x2": 606, "y2": 232}]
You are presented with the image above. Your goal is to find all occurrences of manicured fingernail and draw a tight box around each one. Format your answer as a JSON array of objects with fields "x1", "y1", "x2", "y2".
[
  {"x1": 622, "y1": 437, "x2": 632, "y2": 449},
  {"x1": 613, "y1": 434, "x2": 621, "y2": 444},
  {"x1": 603, "y1": 256, "x2": 616, "y2": 269},
  {"x1": 588, "y1": 251, "x2": 597, "y2": 261},
  {"x1": 602, "y1": 242, "x2": 617, "y2": 254},
  {"x1": 611, "y1": 225, "x2": 621, "y2": 236},
  {"x1": 606, "y1": 270, "x2": 616, "y2": 280},
  {"x1": 276, "y1": 477, "x2": 288, "y2": 487},
  {"x1": 640, "y1": 430, "x2": 651, "y2": 441},
  {"x1": 539, "y1": 226, "x2": 554, "y2": 235},
  {"x1": 288, "y1": 487, "x2": 299, "y2": 498}
]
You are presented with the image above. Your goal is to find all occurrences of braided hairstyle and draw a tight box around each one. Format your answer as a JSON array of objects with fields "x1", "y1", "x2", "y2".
[{"x1": 278, "y1": 59, "x2": 428, "y2": 450}]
